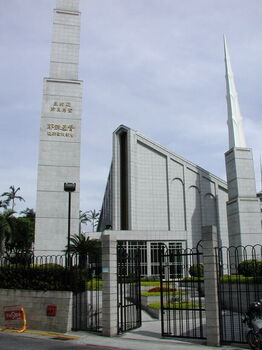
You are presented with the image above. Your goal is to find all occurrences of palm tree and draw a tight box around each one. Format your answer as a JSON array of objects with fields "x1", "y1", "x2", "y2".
[
  {"x1": 67, "y1": 233, "x2": 101, "y2": 268},
  {"x1": 79, "y1": 210, "x2": 89, "y2": 234},
  {"x1": 20, "y1": 208, "x2": 35, "y2": 220},
  {"x1": 1, "y1": 186, "x2": 25, "y2": 211},
  {"x1": 0, "y1": 199, "x2": 9, "y2": 210},
  {"x1": 87, "y1": 209, "x2": 100, "y2": 232}
]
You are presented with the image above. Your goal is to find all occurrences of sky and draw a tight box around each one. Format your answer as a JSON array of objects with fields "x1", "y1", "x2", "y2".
[{"x1": 1, "y1": 0, "x2": 262, "y2": 228}]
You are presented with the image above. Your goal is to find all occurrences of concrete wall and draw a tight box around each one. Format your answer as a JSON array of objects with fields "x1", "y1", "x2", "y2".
[{"x1": 0, "y1": 289, "x2": 72, "y2": 333}]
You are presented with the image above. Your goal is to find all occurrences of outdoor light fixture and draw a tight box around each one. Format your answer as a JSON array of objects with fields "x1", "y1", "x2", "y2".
[{"x1": 64, "y1": 183, "x2": 76, "y2": 267}]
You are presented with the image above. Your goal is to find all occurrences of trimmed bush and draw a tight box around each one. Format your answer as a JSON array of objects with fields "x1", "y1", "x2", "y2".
[
  {"x1": 148, "y1": 301, "x2": 201, "y2": 310},
  {"x1": 189, "y1": 263, "x2": 204, "y2": 278},
  {"x1": 238, "y1": 260, "x2": 262, "y2": 277},
  {"x1": 0, "y1": 265, "x2": 88, "y2": 292},
  {"x1": 148, "y1": 286, "x2": 176, "y2": 293}
]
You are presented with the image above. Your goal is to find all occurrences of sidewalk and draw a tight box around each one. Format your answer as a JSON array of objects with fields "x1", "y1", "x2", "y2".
[
  {"x1": 66, "y1": 311, "x2": 248, "y2": 350},
  {"x1": 1, "y1": 311, "x2": 249, "y2": 350}
]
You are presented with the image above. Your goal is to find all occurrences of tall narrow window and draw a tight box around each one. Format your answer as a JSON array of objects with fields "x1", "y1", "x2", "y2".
[{"x1": 119, "y1": 132, "x2": 128, "y2": 230}]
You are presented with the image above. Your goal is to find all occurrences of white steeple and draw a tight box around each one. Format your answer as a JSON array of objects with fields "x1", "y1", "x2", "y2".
[{"x1": 224, "y1": 36, "x2": 246, "y2": 149}]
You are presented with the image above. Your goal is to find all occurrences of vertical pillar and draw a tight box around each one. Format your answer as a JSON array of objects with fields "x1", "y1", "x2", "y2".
[
  {"x1": 35, "y1": 0, "x2": 83, "y2": 254},
  {"x1": 225, "y1": 148, "x2": 261, "y2": 247},
  {"x1": 102, "y1": 233, "x2": 118, "y2": 336},
  {"x1": 202, "y1": 225, "x2": 220, "y2": 346}
]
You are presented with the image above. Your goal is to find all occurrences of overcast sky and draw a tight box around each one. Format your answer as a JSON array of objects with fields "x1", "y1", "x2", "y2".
[{"x1": 1, "y1": 0, "x2": 262, "y2": 227}]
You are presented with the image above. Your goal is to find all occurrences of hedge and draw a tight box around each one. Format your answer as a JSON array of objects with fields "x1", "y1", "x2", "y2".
[
  {"x1": 0, "y1": 265, "x2": 88, "y2": 292},
  {"x1": 238, "y1": 260, "x2": 262, "y2": 277}
]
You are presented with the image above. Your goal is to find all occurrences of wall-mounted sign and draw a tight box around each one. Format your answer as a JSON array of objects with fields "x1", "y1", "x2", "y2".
[
  {"x1": 50, "y1": 101, "x2": 73, "y2": 113},
  {"x1": 4, "y1": 309, "x2": 23, "y2": 321},
  {"x1": 46, "y1": 123, "x2": 75, "y2": 138},
  {"x1": 46, "y1": 305, "x2": 57, "y2": 317}
]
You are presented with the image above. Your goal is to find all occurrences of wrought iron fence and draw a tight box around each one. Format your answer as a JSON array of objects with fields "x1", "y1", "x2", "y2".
[
  {"x1": 117, "y1": 244, "x2": 141, "y2": 334},
  {"x1": 159, "y1": 243, "x2": 206, "y2": 339},
  {"x1": 0, "y1": 253, "x2": 102, "y2": 332},
  {"x1": 216, "y1": 244, "x2": 262, "y2": 344}
]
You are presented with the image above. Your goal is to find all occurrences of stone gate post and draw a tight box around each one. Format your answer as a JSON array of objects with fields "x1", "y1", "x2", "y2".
[
  {"x1": 101, "y1": 232, "x2": 118, "y2": 336},
  {"x1": 202, "y1": 225, "x2": 220, "y2": 346}
]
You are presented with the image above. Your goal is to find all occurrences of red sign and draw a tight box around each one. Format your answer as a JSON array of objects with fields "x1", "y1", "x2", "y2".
[
  {"x1": 4, "y1": 310, "x2": 23, "y2": 321},
  {"x1": 46, "y1": 305, "x2": 57, "y2": 316}
]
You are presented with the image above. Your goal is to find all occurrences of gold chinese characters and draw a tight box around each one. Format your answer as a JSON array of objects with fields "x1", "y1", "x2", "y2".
[
  {"x1": 50, "y1": 101, "x2": 72, "y2": 113},
  {"x1": 47, "y1": 123, "x2": 75, "y2": 138}
]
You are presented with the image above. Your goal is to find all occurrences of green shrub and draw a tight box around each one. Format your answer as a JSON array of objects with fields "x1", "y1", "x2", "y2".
[
  {"x1": 148, "y1": 286, "x2": 176, "y2": 292},
  {"x1": 189, "y1": 263, "x2": 204, "y2": 278},
  {"x1": 147, "y1": 301, "x2": 201, "y2": 310},
  {"x1": 140, "y1": 281, "x2": 160, "y2": 286},
  {"x1": 141, "y1": 291, "x2": 185, "y2": 297},
  {"x1": 238, "y1": 260, "x2": 262, "y2": 277},
  {"x1": 0, "y1": 265, "x2": 88, "y2": 292},
  {"x1": 86, "y1": 279, "x2": 102, "y2": 291},
  {"x1": 141, "y1": 276, "x2": 159, "y2": 282},
  {"x1": 220, "y1": 274, "x2": 262, "y2": 283}
]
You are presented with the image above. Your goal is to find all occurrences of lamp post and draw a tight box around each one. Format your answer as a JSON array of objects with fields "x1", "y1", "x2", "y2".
[{"x1": 64, "y1": 183, "x2": 76, "y2": 267}]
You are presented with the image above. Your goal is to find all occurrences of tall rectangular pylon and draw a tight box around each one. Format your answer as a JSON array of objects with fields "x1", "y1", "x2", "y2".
[
  {"x1": 35, "y1": 0, "x2": 83, "y2": 254},
  {"x1": 225, "y1": 148, "x2": 261, "y2": 247}
]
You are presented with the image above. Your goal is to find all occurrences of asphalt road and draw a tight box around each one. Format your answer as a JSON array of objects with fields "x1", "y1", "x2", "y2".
[{"x1": 0, "y1": 332, "x2": 128, "y2": 350}]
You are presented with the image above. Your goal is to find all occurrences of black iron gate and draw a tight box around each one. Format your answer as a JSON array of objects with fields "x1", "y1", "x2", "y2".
[
  {"x1": 216, "y1": 245, "x2": 262, "y2": 344},
  {"x1": 72, "y1": 256, "x2": 102, "y2": 332},
  {"x1": 117, "y1": 244, "x2": 141, "y2": 334},
  {"x1": 159, "y1": 243, "x2": 206, "y2": 339}
]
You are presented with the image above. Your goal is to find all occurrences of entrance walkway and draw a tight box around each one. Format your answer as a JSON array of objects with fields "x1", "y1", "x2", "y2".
[{"x1": 120, "y1": 311, "x2": 247, "y2": 350}]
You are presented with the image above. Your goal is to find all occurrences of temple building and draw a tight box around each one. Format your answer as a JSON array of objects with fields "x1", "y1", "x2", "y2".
[
  {"x1": 97, "y1": 37, "x2": 262, "y2": 250},
  {"x1": 33, "y1": 1, "x2": 261, "y2": 256}
]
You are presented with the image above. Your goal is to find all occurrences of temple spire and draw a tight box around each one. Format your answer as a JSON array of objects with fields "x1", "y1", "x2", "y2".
[{"x1": 224, "y1": 35, "x2": 246, "y2": 149}]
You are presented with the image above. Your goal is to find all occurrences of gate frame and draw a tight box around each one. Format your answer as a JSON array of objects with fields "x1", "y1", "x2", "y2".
[
  {"x1": 117, "y1": 243, "x2": 142, "y2": 334},
  {"x1": 159, "y1": 242, "x2": 206, "y2": 340},
  {"x1": 158, "y1": 226, "x2": 221, "y2": 346}
]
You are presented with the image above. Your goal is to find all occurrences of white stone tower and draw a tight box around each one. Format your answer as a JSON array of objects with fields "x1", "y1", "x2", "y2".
[
  {"x1": 34, "y1": 0, "x2": 83, "y2": 254},
  {"x1": 224, "y1": 36, "x2": 261, "y2": 247}
]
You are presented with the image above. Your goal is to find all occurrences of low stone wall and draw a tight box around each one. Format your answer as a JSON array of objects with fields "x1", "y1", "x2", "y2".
[{"x1": 0, "y1": 289, "x2": 73, "y2": 333}]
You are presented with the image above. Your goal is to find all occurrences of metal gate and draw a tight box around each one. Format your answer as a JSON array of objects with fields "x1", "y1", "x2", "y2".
[
  {"x1": 72, "y1": 256, "x2": 102, "y2": 332},
  {"x1": 217, "y1": 245, "x2": 262, "y2": 344},
  {"x1": 159, "y1": 243, "x2": 206, "y2": 339},
  {"x1": 117, "y1": 244, "x2": 141, "y2": 334}
]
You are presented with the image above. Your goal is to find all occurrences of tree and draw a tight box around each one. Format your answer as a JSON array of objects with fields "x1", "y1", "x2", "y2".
[
  {"x1": 0, "y1": 199, "x2": 9, "y2": 210},
  {"x1": 0, "y1": 210, "x2": 15, "y2": 256},
  {"x1": 79, "y1": 210, "x2": 89, "y2": 234},
  {"x1": 67, "y1": 233, "x2": 101, "y2": 268},
  {"x1": 20, "y1": 208, "x2": 35, "y2": 220},
  {"x1": 4, "y1": 217, "x2": 34, "y2": 264},
  {"x1": 87, "y1": 209, "x2": 100, "y2": 232},
  {"x1": 1, "y1": 186, "x2": 25, "y2": 211}
]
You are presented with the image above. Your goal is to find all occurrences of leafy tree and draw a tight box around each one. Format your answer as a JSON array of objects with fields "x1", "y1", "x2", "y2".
[
  {"x1": 1, "y1": 186, "x2": 25, "y2": 211},
  {"x1": 4, "y1": 217, "x2": 34, "y2": 265},
  {"x1": 87, "y1": 209, "x2": 100, "y2": 232},
  {"x1": 0, "y1": 187, "x2": 34, "y2": 261},
  {"x1": 0, "y1": 210, "x2": 15, "y2": 256}
]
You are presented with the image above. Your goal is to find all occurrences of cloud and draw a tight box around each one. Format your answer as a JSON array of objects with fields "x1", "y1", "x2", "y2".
[{"x1": 1, "y1": 0, "x2": 262, "y2": 214}]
